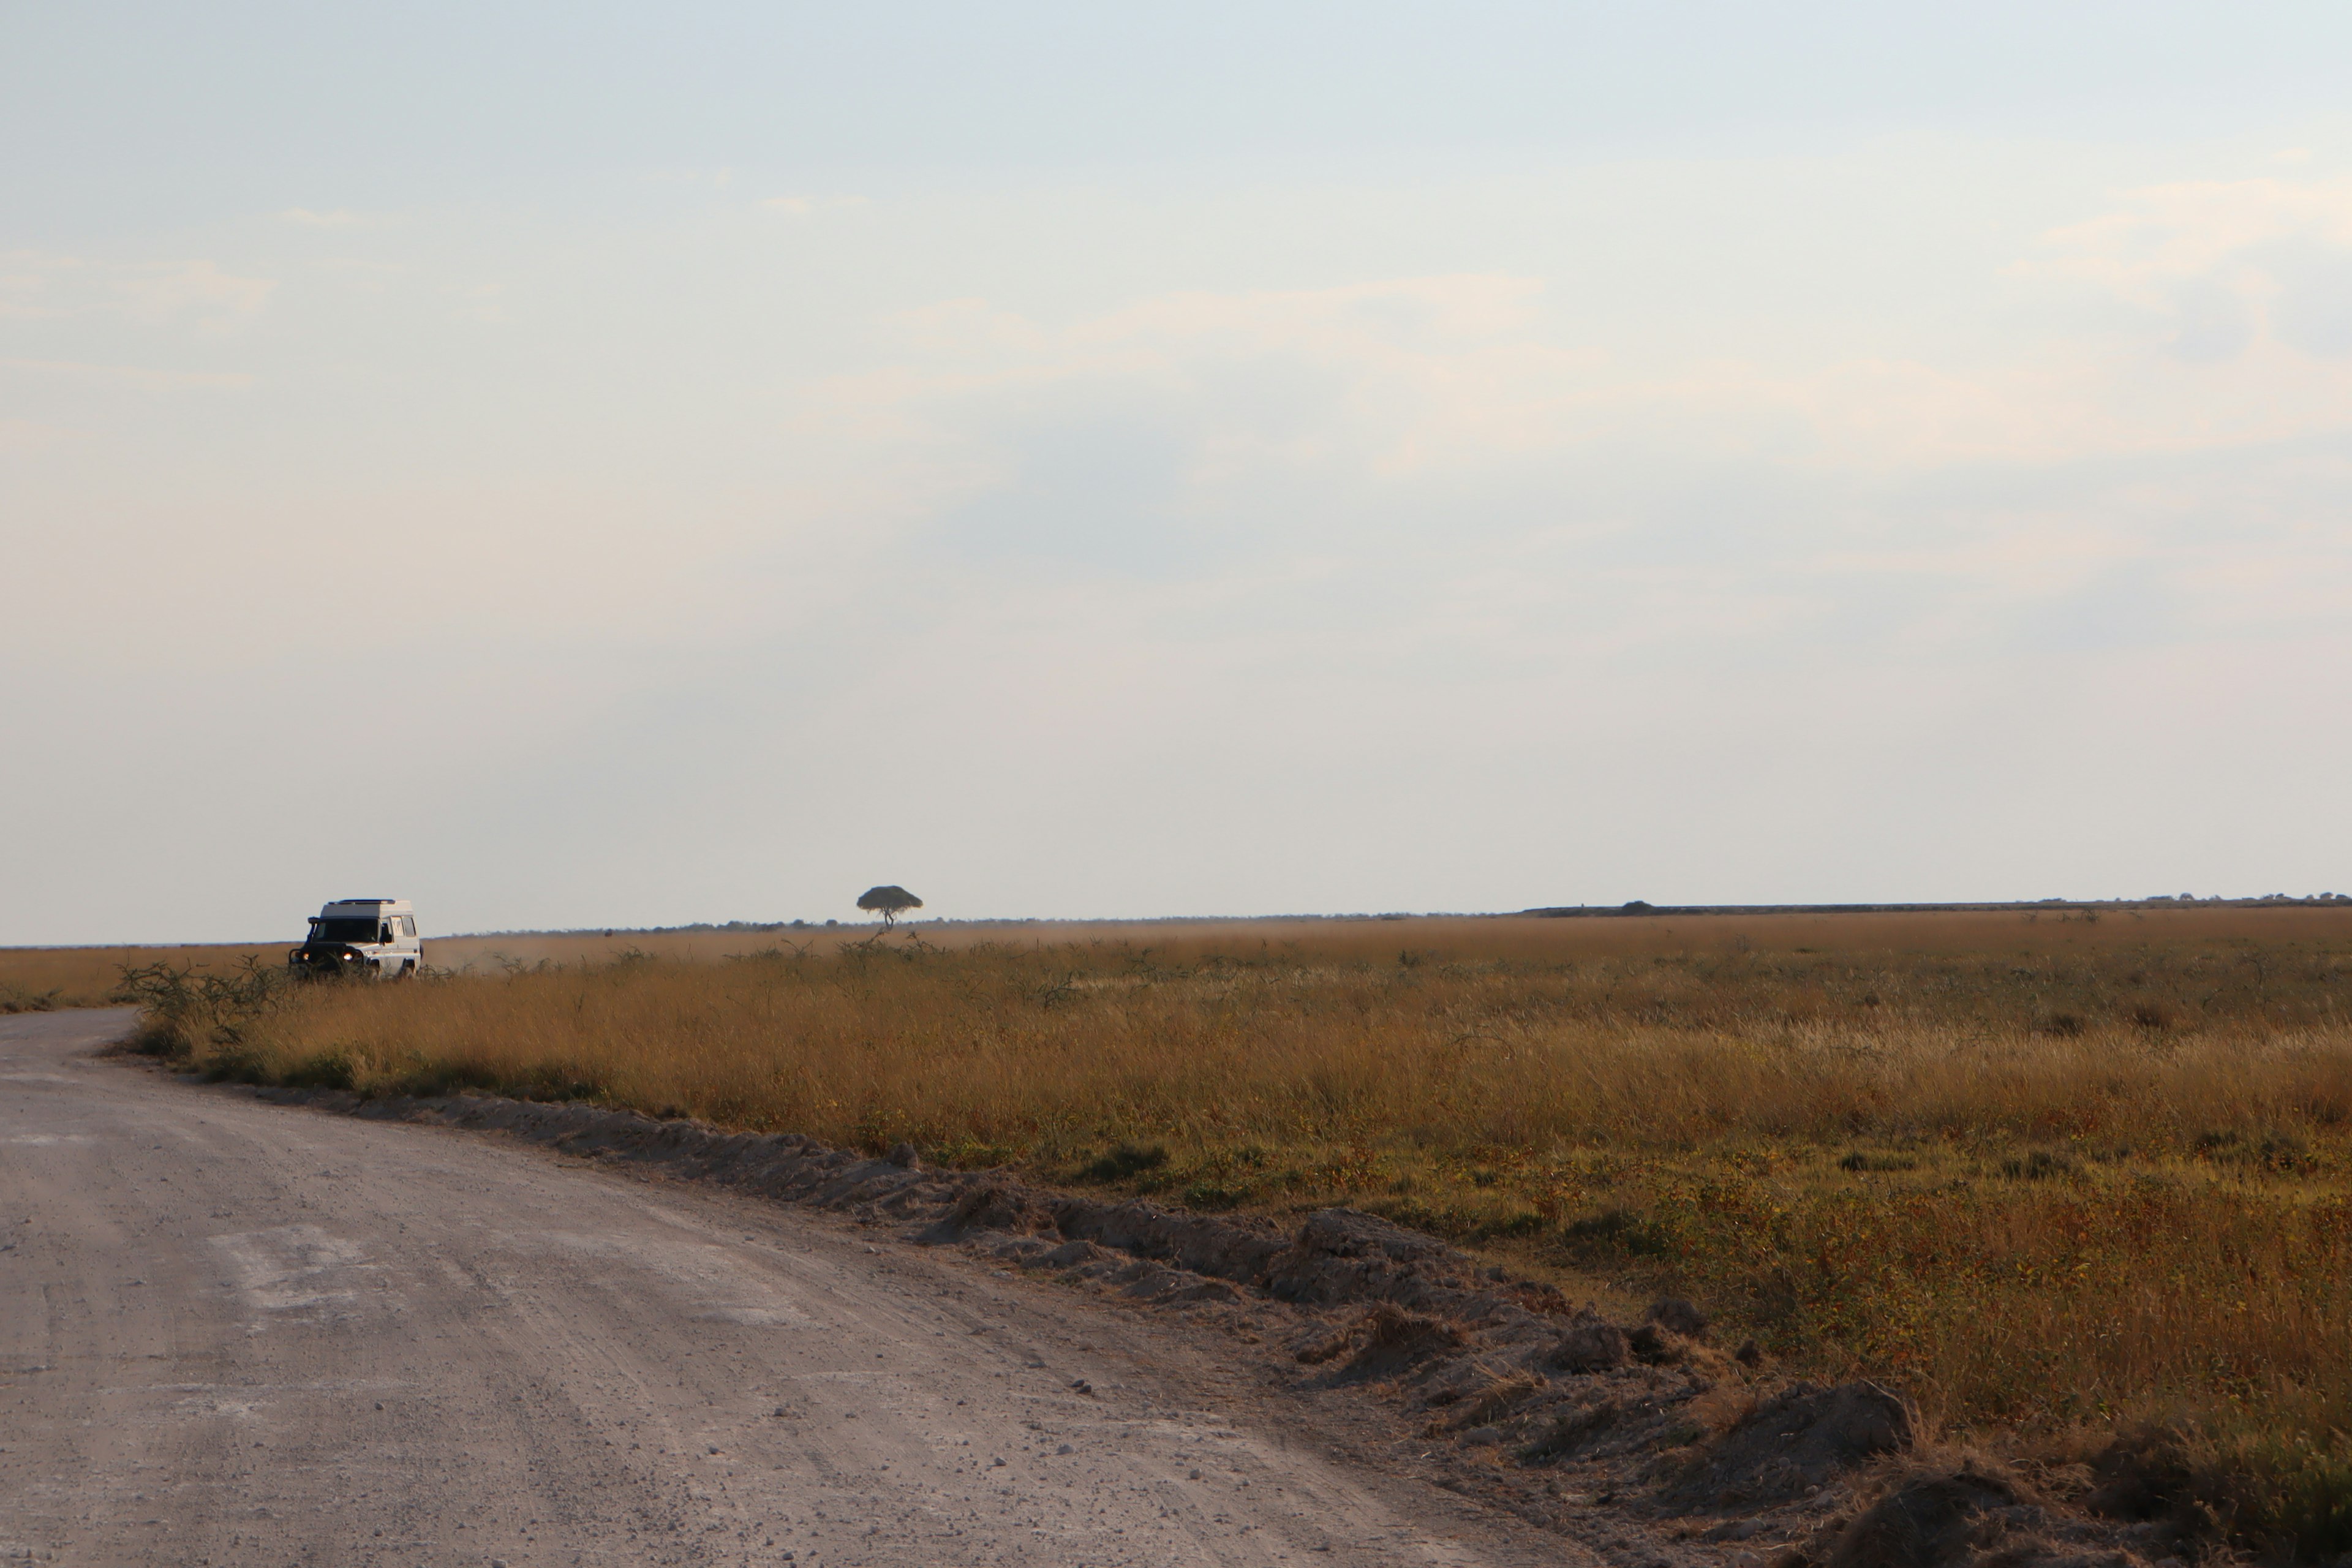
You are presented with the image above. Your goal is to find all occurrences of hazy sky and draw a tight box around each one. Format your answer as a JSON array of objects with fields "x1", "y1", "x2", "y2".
[{"x1": 6, "y1": 2, "x2": 2351, "y2": 943}]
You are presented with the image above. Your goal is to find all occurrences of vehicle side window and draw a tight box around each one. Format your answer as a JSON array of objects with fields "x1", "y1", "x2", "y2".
[{"x1": 402, "y1": 916, "x2": 417, "y2": 938}]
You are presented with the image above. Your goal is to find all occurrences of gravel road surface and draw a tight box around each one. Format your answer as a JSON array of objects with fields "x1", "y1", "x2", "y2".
[{"x1": 0, "y1": 1009, "x2": 1571, "y2": 1567}]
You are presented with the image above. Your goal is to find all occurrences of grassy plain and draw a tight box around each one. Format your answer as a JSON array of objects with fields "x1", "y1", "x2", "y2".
[
  {"x1": 0, "y1": 942, "x2": 283, "y2": 1011},
  {"x1": 108, "y1": 908, "x2": 2352, "y2": 1554}
]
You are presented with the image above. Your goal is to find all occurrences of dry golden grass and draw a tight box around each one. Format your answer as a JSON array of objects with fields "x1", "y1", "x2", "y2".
[
  {"x1": 427, "y1": 903, "x2": 2352, "y2": 970},
  {"x1": 107, "y1": 908, "x2": 2352, "y2": 1552},
  {"x1": 0, "y1": 942, "x2": 283, "y2": 1011}
]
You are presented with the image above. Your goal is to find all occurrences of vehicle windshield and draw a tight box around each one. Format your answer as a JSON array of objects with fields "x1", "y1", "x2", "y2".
[{"x1": 310, "y1": 918, "x2": 383, "y2": 943}]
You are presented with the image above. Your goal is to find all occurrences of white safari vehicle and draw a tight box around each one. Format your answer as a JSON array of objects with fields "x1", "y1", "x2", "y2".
[{"x1": 288, "y1": 898, "x2": 424, "y2": 979}]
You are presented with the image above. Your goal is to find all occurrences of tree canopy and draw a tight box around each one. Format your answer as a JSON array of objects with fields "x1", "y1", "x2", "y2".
[{"x1": 855, "y1": 886, "x2": 924, "y2": 925}]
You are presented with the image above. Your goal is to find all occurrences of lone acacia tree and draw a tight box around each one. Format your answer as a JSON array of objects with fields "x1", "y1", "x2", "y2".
[{"x1": 856, "y1": 885, "x2": 924, "y2": 927}]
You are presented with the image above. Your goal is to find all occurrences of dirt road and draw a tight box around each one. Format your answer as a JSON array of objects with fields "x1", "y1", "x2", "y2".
[{"x1": 0, "y1": 1009, "x2": 1569, "y2": 1567}]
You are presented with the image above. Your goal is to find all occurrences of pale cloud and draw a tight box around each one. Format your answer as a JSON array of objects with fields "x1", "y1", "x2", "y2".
[
  {"x1": 761, "y1": 194, "x2": 867, "y2": 216},
  {"x1": 0, "y1": 417, "x2": 70, "y2": 453},
  {"x1": 0, "y1": 252, "x2": 276, "y2": 330},
  {"x1": 279, "y1": 207, "x2": 374, "y2": 227},
  {"x1": 1680, "y1": 340, "x2": 2352, "y2": 467},
  {"x1": 2034, "y1": 178, "x2": 2352, "y2": 293},
  {"x1": 730, "y1": 192, "x2": 2352, "y2": 702},
  {"x1": 0, "y1": 251, "x2": 56, "y2": 319},
  {"x1": 824, "y1": 243, "x2": 2352, "y2": 511},
  {"x1": 445, "y1": 281, "x2": 509, "y2": 323},
  {"x1": 2027, "y1": 176, "x2": 2352, "y2": 367},
  {"x1": 862, "y1": 276, "x2": 1581, "y2": 476},
  {"x1": 1075, "y1": 275, "x2": 1548, "y2": 352},
  {"x1": 111, "y1": 259, "x2": 276, "y2": 326},
  {"x1": 2, "y1": 356, "x2": 255, "y2": 391},
  {"x1": 311, "y1": 256, "x2": 404, "y2": 296},
  {"x1": 1820, "y1": 529, "x2": 2132, "y2": 597},
  {"x1": 884, "y1": 296, "x2": 1051, "y2": 355}
]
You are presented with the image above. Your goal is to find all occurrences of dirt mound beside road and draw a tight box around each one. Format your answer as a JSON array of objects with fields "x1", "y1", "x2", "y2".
[
  {"x1": 1672, "y1": 1381, "x2": 1915, "y2": 1505},
  {"x1": 1789, "y1": 1463, "x2": 2178, "y2": 1568}
]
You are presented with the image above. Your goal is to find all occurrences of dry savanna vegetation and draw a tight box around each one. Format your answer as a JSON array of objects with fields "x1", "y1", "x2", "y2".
[
  {"x1": 103, "y1": 907, "x2": 2352, "y2": 1556},
  {"x1": 0, "y1": 942, "x2": 284, "y2": 1012}
]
